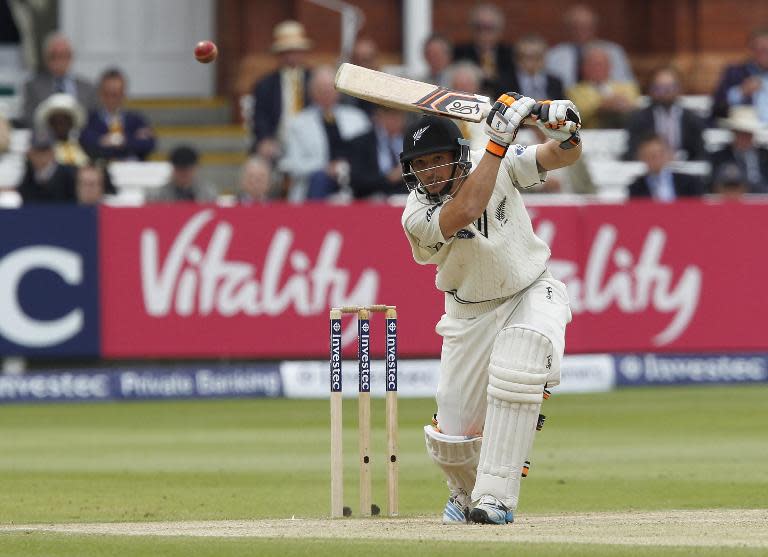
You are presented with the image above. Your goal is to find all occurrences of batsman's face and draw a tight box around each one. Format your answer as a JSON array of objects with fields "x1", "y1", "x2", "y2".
[{"x1": 411, "y1": 150, "x2": 459, "y2": 194}]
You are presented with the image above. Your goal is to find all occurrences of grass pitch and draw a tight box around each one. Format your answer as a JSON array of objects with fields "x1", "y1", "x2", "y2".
[{"x1": 1, "y1": 384, "x2": 766, "y2": 556}]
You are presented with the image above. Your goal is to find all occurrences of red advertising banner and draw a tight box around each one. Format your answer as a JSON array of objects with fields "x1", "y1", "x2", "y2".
[{"x1": 99, "y1": 201, "x2": 768, "y2": 358}]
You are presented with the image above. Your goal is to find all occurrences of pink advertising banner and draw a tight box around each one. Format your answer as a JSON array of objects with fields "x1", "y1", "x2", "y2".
[{"x1": 99, "y1": 201, "x2": 768, "y2": 358}]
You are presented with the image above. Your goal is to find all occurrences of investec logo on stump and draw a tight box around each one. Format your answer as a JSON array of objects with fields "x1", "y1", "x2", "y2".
[
  {"x1": 385, "y1": 318, "x2": 397, "y2": 392},
  {"x1": 0, "y1": 207, "x2": 99, "y2": 356},
  {"x1": 330, "y1": 318, "x2": 342, "y2": 392}
]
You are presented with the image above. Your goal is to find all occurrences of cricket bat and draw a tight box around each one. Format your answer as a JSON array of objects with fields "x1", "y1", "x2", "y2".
[{"x1": 334, "y1": 63, "x2": 579, "y2": 132}]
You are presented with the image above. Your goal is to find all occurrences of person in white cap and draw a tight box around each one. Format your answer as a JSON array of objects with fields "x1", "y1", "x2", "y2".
[
  {"x1": 249, "y1": 20, "x2": 313, "y2": 165},
  {"x1": 34, "y1": 93, "x2": 89, "y2": 166}
]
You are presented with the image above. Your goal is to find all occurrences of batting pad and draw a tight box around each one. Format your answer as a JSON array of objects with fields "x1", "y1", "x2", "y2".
[
  {"x1": 472, "y1": 326, "x2": 552, "y2": 509},
  {"x1": 424, "y1": 425, "x2": 482, "y2": 502}
]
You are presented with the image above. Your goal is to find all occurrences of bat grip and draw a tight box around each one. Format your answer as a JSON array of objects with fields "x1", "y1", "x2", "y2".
[{"x1": 525, "y1": 102, "x2": 579, "y2": 133}]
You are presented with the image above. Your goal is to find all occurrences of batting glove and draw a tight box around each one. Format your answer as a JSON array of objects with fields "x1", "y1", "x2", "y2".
[
  {"x1": 484, "y1": 92, "x2": 536, "y2": 157},
  {"x1": 534, "y1": 100, "x2": 582, "y2": 149}
]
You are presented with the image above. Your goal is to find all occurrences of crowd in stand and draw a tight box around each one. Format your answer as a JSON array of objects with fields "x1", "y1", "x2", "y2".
[{"x1": 3, "y1": 3, "x2": 768, "y2": 206}]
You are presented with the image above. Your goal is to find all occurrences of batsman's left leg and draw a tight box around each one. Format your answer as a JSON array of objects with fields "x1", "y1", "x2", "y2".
[{"x1": 470, "y1": 326, "x2": 552, "y2": 524}]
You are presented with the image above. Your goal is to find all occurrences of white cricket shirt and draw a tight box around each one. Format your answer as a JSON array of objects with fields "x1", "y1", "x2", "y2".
[{"x1": 401, "y1": 144, "x2": 551, "y2": 318}]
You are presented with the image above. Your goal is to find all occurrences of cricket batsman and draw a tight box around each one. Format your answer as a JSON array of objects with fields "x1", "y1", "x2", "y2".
[{"x1": 399, "y1": 93, "x2": 580, "y2": 524}]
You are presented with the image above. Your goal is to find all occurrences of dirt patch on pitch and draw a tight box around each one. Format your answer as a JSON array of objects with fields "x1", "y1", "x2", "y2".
[{"x1": 2, "y1": 509, "x2": 767, "y2": 548}]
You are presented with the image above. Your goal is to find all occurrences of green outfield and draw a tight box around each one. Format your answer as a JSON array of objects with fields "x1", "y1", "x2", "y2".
[{"x1": 1, "y1": 384, "x2": 767, "y2": 556}]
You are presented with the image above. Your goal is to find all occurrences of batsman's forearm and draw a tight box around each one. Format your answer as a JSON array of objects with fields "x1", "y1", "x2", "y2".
[
  {"x1": 452, "y1": 151, "x2": 503, "y2": 220},
  {"x1": 536, "y1": 139, "x2": 582, "y2": 171}
]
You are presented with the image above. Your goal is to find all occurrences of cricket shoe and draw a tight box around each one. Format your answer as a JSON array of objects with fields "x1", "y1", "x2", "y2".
[
  {"x1": 469, "y1": 495, "x2": 514, "y2": 525},
  {"x1": 442, "y1": 495, "x2": 469, "y2": 524}
]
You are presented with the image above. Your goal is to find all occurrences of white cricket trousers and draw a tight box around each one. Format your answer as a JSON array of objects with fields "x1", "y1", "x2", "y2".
[{"x1": 434, "y1": 272, "x2": 572, "y2": 436}]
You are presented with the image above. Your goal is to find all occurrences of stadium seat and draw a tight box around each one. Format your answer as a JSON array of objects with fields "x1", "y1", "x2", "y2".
[
  {"x1": 0, "y1": 152, "x2": 25, "y2": 189},
  {"x1": 9, "y1": 128, "x2": 30, "y2": 153},
  {"x1": 0, "y1": 189, "x2": 21, "y2": 208},
  {"x1": 678, "y1": 95, "x2": 712, "y2": 119},
  {"x1": 579, "y1": 129, "x2": 628, "y2": 160},
  {"x1": 585, "y1": 160, "x2": 646, "y2": 195},
  {"x1": 107, "y1": 161, "x2": 172, "y2": 204},
  {"x1": 668, "y1": 160, "x2": 711, "y2": 176}
]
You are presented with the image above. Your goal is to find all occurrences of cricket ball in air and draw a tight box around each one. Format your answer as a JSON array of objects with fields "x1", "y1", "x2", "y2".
[{"x1": 194, "y1": 40, "x2": 218, "y2": 63}]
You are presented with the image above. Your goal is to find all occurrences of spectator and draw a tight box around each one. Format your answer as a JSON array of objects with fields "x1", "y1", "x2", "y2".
[
  {"x1": 419, "y1": 34, "x2": 453, "y2": 88},
  {"x1": 76, "y1": 163, "x2": 110, "y2": 205},
  {"x1": 567, "y1": 44, "x2": 639, "y2": 128},
  {"x1": 509, "y1": 34, "x2": 564, "y2": 102},
  {"x1": 348, "y1": 106, "x2": 407, "y2": 199},
  {"x1": 625, "y1": 67, "x2": 706, "y2": 161},
  {"x1": 712, "y1": 162, "x2": 749, "y2": 199},
  {"x1": 237, "y1": 156, "x2": 273, "y2": 204},
  {"x1": 446, "y1": 61, "x2": 486, "y2": 151},
  {"x1": 250, "y1": 20, "x2": 312, "y2": 162},
  {"x1": 34, "y1": 93, "x2": 88, "y2": 166},
  {"x1": 152, "y1": 145, "x2": 217, "y2": 202},
  {"x1": 279, "y1": 65, "x2": 370, "y2": 201},
  {"x1": 346, "y1": 37, "x2": 381, "y2": 117},
  {"x1": 710, "y1": 106, "x2": 768, "y2": 194},
  {"x1": 711, "y1": 28, "x2": 768, "y2": 121},
  {"x1": 17, "y1": 128, "x2": 77, "y2": 203},
  {"x1": 545, "y1": 4, "x2": 635, "y2": 90},
  {"x1": 80, "y1": 68, "x2": 155, "y2": 161},
  {"x1": 21, "y1": 32, "x2": 97, "y2": 127},
  {"x1": 453, "y1": 3, "x2": 516, "y2": 97},
  {"x1": 350, "y1": 37, "x2": 380, "y2": 70},
  {"x1": 628, "y1": 135, "x2": 704, "y2": 201}
]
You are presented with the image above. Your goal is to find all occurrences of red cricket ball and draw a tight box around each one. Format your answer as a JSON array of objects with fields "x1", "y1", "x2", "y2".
[{"x1": 194, "y1": 40, "x2": 218, "y2": 64}]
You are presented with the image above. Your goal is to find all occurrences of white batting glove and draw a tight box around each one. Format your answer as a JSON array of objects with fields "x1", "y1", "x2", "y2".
[
  {"x1": 484, "y1": 93, "x2": 536, "y2": 155},
  {"x1": 535, "y1": 100, "x2": 582, "y2": 142}
]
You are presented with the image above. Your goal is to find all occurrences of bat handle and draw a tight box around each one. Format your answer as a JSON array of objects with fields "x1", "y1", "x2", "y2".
[{"x1": 525, "y1": 102, "x2": 579, "y2": 134}]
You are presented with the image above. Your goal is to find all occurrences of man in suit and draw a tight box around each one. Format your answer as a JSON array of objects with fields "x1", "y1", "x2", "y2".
[
  {"x1": 453, "y1": 3, "x2": 516, "y2": 98},
  {"x1": 625, "y1": 67, "x2": 706, "y2": 161},
  {"x1": 417, "y1": 34, "x2": 453, "y2": 88},
  {"x1": 21, "y1": 32, "x2": 97, "y2": 128},
  {"x1": 250, "y1": 20, "x2": 312, "y2": 162},
  {"x1": 17, "y1": 129, "x2": 77, "y2": 203},
  {"x1": 279, "y1": 66, "x2": 370, "y2": 201},
  {"x1": 348, "y1": 106, "x2": 406, "y2": 199},
  {"x1": 711, "y1": 28, "x2": 768, "y2": 121},
  {"x1": 628, "y1": 135, "x2": 705, "y2": 201},
  {"x1": 710, "y1": 106, "x2": 768, "y2": 194},
  {"x1": 79, "y1": 67, "x2": 155, "y2": 161},
  {"x1": 545, "y1": 4, "x2": 635, "y2": 91},
  {"x1": 508, "y1": 35, "x2": 564, "y2": 102}
]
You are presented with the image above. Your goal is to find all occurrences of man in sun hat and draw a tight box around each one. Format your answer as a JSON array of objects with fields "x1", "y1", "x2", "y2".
[
  {"x1": 34, "y1": 93, "x2": 89, "y2": 166},
  {"x1": 710, "y1": 105, "x2": 768, "y2": 193},
  {"x1": 249, "y1": 20, "x2": 313, "y2": 164}
]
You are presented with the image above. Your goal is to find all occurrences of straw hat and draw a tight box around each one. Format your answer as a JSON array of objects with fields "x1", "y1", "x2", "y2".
[
  {"x1": 271, "y1": 20, "x2": 312, "y2": 53},
  {"x1": 718, "y1": 105, "x2": 761, "y2": 133},
  {"x1": 34, "y1": 93, "x2": 86, "y2": 130}
]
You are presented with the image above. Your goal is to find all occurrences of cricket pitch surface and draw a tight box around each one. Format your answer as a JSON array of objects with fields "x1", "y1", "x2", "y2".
[{"x1": 3, "y1": 509, "x2": 766, "y2": 548}]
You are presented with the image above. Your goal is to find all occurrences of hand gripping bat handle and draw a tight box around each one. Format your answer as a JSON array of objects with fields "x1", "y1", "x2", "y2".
[
  {"x1": 496, "y1": 93, "x2": 579, "y2": 134},
  {"x1": 525, "y1": 101, "x2": 580, "y2": 134}
]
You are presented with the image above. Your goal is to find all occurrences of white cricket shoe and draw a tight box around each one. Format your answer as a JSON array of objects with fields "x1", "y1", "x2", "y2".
[
  {"x1": 469, "y1": 494, "x2": 514, "y2": 524},
  {"x1": 442, "y1": 495, "x2": 469, "y2": 524}
]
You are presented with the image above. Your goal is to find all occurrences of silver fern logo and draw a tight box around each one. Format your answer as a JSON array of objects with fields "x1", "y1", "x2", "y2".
[
  {"x1": 495, "y1": 196, "x2": 508, "y2": 225},
  {"x1": 412, "y1": 125, "x2": 430, "y2": 144}
]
